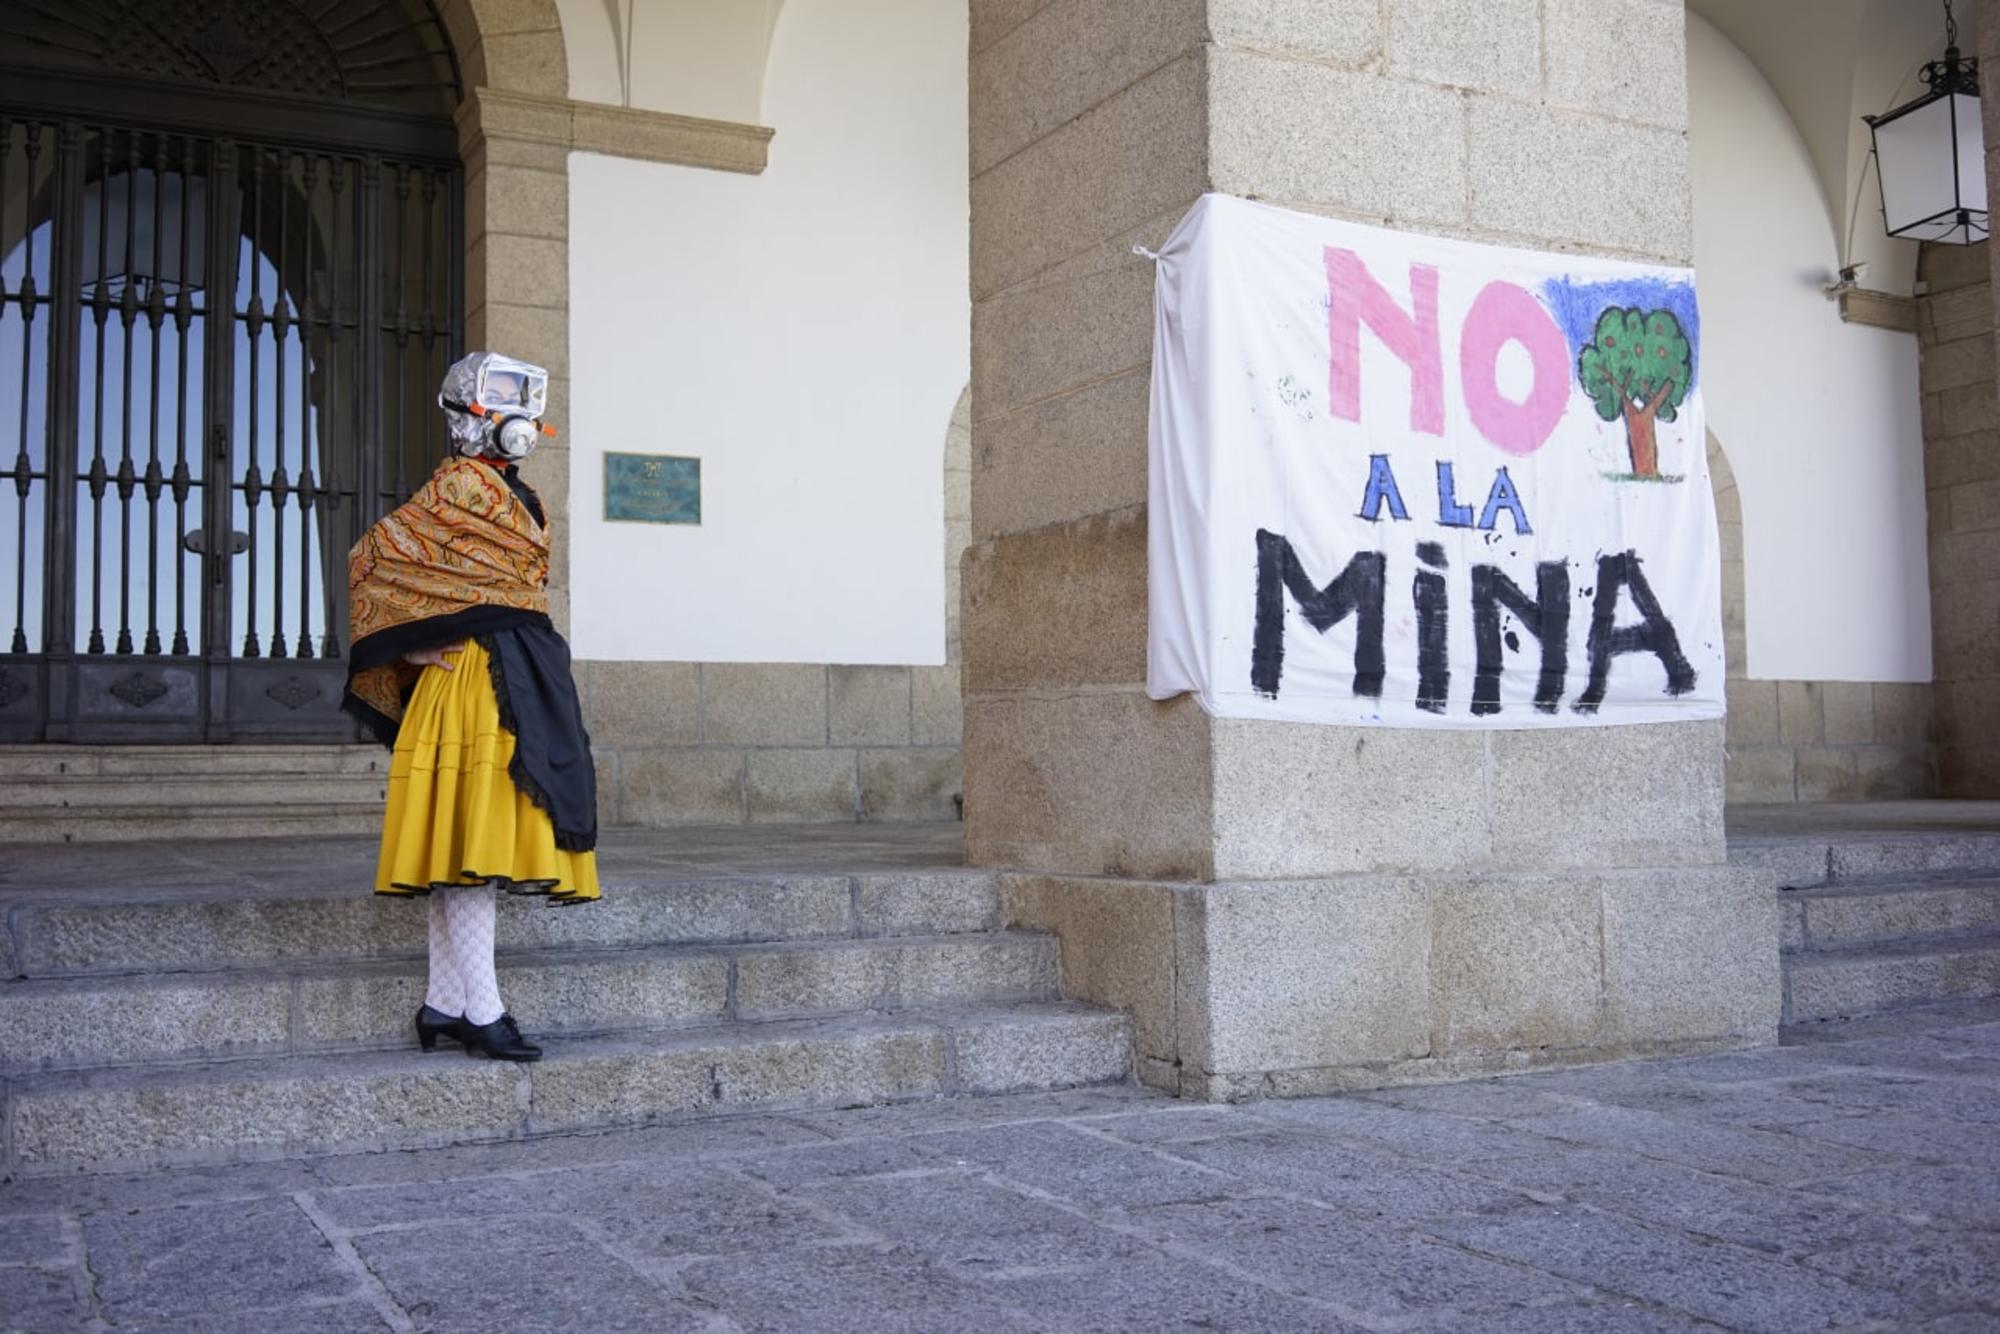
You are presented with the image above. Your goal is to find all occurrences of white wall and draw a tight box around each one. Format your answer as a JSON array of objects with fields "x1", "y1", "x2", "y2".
[
  {"x1": 1689, "y1": 15, "x2": 1931, "y2": 682},
  {"x1": 568, "y1": 0, "x2": 968, "y2": 664}
]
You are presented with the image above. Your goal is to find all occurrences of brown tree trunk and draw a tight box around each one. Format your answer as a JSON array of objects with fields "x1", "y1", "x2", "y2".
[{"x1": 1622, "y1": 402, "x2": 1660, "y2": 478}]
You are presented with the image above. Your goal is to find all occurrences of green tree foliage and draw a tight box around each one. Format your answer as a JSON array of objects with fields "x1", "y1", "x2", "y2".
[{"x1": 1576, "y1": 308, "x2": 1692, "y2": 479}]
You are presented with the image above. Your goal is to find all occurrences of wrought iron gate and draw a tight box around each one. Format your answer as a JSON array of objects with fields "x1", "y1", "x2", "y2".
[{"x1": 0, "y1": 56, "x2": 461, "y2": 741}]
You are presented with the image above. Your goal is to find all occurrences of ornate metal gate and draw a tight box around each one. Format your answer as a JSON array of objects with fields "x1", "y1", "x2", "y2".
[{"x1": 0, "y1": 0, "x2": 463, "y2": 742}]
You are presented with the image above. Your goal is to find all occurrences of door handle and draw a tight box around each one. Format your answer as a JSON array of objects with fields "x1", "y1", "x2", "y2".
[{"x1": 183, "y1": 529, "x2": 250, "y2": 555}]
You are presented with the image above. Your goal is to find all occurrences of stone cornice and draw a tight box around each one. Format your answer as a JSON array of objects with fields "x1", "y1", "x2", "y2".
[
  {"x1": 458, "y1": 87, "x2": 775, "y2": 175},
  {"x1": 1837, "y1": 288, "x2": 1919, "y2": 334}
]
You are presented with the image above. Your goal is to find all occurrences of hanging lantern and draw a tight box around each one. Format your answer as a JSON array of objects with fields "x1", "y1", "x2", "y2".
[
  {"x1": 78, "y1": 167, "x2": 210, "y2": 298},
  {"x1": 1864, "y1": 0, "x2": 1986, "y2": 245}
]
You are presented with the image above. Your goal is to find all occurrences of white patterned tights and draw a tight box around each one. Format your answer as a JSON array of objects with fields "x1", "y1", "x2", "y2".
[{"x1": 423, "y1": 885, "x2": 505, "y2": 1026}]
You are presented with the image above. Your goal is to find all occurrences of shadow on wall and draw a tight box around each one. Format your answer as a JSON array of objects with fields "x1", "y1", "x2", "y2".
[
  {"x1": 1711, "y1": 430, "x2": 1936, "y2": 804},
  {"x1": 945, "y1": 384, "x2": 971, "y2": 666},
  {"x1": 1711, "y1": 431, "x2": 1746, "y2": 682}
]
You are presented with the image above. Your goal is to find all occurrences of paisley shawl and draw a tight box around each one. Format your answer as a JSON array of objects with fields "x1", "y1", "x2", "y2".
[{"x1": 342, "y1": 456, "x2": 551, "y2": 738}]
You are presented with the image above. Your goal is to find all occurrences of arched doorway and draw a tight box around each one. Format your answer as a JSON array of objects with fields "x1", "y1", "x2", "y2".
[{"x1": 0, "y1": 0, "x2": 464, "y2": 742}]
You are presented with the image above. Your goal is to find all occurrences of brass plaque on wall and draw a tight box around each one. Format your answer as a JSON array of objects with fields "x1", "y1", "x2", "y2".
[{"x1": 604, "y1": 452, "x2": 701, "y2": 525}]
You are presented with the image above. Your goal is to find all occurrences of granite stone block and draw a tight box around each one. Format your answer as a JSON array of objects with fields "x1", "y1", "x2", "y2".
[
  {"x1": 969, "y1": 0, "x2": 1205, "y2": 175},
  {"x1": 1488, "y1": 722, "x2": 1726, "y2": 870},
  {"x1": 970, "y1": 365, "x2": 1149, "y2": 540},
  {"x1": 854, "y1": 873, "x2": 1001, "y2": 937},
  {"x1": 797, "y1": 1171, "x2": 1157, "y2": 1269},
  {"x1": 733, "y1": 942, "x2": 900, "y2": 1019},
  {"x1": 1600, "y1": 866, "x2": 1780, "y2": 1047},
  {"x1": 21, "y1": 897, "x2": 417, "y2": 976},
  {"x1": 0, "y1": 977, "x2": 292, "y2": 1070},
  {"x1": 619, "y1": 748, "x2": 745, "y2": 825},
  {"x1": 747, "y1": 749, "x2": 856, "y2": 823},
  {"x1": 961, "y1": 509, "x2": 1148, "y2": 691},
  {"x1": 1726, "y1": 747, "x2": 1797, "y2": 805},
  {"x1": 1169, "y1": 1126, "x2": 1531, "y2": 1222},
  {"x1": 1208, "y1": 0, "x2": 1382, "y2": 65},
  {"x1": 583, "y1": 661, "x2": 700, "y2": 747},
  {"x1": 893, "y1": 933, "x2": 1058, "y2": 1007},
  {"x1": 963, "y1": 689, "x2": 1213, "y2": 880},
  {"x1": 971, "y1": 51, "x2": 1206, "y2": 298},
  {"x1": 81, "y1": 1197, "x2": 355, "y2": 1322},
  {"x1": 496, "y1": 877, "x2": 852, "y2": 950},
  {"x1": 701, "y1": 663, "x2": 828, "y2": 746},
  {"x1": 354, "y1": 1218, "x2": 701, "y2": 1329},
  {"x1": 971, "y1": 248, "x2": 1162, "y2": 436},
  {"x1": 1209, "y1": 720, "x2": 1491, "y2": 877},
  {"x1": 857, "y1": 748, "x2": 961, "y2": 822},
  {"x1": 1207, "y1": 49, "x2": 1468, "y2": 225},
  {"x1": 710, "y1": 1026, "x2": 949, "y2": 1108},
  {"x1": 828, "y1": 666, "x2": 912, "y2": 747},
  {"x1": 1137, "y1": 1194, "x2": 1576, "y2": 1321},
  {"x1": 1429, "y1": 874, "x2": 1603, "y2": 1052},
  {"x1": 1426, "y1": 1204, "x2": 1908, "y2": 1330},
  {"x1": 13, "y1": 1062, "x2": 524, "y2": 1171},
  {"x1": 1388, "y1": 0, "x2": 1541, "y2": 96},
  {"x1": 1468, "y1": 100, "x2": 1691, "y2": 263},
  {"x1": 1002, "y1": 875, "x2": 1180, "y2": 1065},
  {"x1": 1185, "y1": 876, "x2": 1432, "y2": 1077},
  {"x1": 951, "y1": 1007, "x2": 1131, "y2": 1093},
  {"x1": 1542, "y1": 0, "x2": 1689, "y2": 127},
  {"x1": 0, "y1": 1267, "x2": 86, "y2": 1331},
  {"x1": 910, "y1": 664, "x2": 964, "y2": 746}
]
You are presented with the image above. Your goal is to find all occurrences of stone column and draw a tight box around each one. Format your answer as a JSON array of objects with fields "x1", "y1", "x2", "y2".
[
  {"x1": 455, "y1": 89, "x2": 575, "y2": 633},
  {"x1": 967, "y1": 0, "x2": 1779, "y2": 1098},
  {"x1": 1920, "y1": 240, "x2": 2000, "y2": 798},
  {"x1": 1947, "y1": 0, "x2": 2000, "y2": 798}
]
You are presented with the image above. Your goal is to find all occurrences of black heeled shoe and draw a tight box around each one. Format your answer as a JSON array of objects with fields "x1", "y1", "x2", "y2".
[
  {"x1": 415, "y1": 1005, "x2": 470, "y2": 1053},
  {"x1": 462, "y1": 1012, "x2": 542, "y2": 1063}
]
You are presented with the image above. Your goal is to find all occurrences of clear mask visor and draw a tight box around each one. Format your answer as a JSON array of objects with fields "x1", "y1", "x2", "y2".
[{"x1": 474, "y1": 355, "x2": 548, "y2": 419}]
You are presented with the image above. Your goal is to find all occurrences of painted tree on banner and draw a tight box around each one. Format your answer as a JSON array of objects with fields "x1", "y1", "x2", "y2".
[{"x1": 1577, "y1": 308, "x2": 1692, "y2": 480}]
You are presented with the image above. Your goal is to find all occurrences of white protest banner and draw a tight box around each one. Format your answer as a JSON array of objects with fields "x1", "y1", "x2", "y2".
[{"x1": 1145, "y1": 194, "x2": 1726, "y2": 730}]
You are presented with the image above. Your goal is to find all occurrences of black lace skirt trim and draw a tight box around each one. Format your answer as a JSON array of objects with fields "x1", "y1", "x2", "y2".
[
  {"x1": 476, "y1": 632, "x2": 597, "y2": 854},
  {"x1": 377, "y1": 869, "x2": 595, "y2": 904}
]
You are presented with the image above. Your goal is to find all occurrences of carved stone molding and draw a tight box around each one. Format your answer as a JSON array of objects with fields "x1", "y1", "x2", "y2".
[
  {"x1": 1838, "y1": 288, "x2": 1919, "y2": 334},
  {"x1": 266, "y1": 676, "x2": 323, "y2": 710},
  {"x1": 109, "y1": 673, "x2": 169, "y2": 709},
  {"x1": 459, "y1": 87, "x2": 774, "y2": 176}
]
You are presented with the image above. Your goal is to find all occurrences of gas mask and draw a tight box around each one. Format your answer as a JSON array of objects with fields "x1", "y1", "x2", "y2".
[{"x1": 438, "y1": 352, "x2": 556, "y2": 461}]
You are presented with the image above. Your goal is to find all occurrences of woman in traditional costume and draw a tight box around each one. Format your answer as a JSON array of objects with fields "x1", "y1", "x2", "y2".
[{"x1": 342, "y1": 351, "x2": 597, "y2": 1063}]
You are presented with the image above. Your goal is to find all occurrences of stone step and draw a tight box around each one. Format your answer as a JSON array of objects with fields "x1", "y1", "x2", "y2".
[
  {"x1": 3, "y1": 872, "x2": 1006, "y2": 978},
  {"x1": 0, "y1": 803, "x2": 388, "y2": 844},
  {"x1": 0, "y1": 745, "x2": 391, "y2": 843},
  {"x1": 1735, "y1": 833, "x2": 2000, "y2": 889},
  {"x1": 0, "y1": 932, "x2": 1061, "y2": 1073},
  {"x1": 0, "y1": 744, "x2": 387, "y2": 778},
  {"x1": 1, "y1": 1003, "x2": 1133, "y2": 1175},
  {"x1": 1781, "y1": 878, "x2": 2000, "y2": 952},
  {"x1": 0, "y1": 771, "x2": 388, "y2": 809},
  {"x1": 1784, "y1": 930, "x2": 2000, "y2": 1024}
]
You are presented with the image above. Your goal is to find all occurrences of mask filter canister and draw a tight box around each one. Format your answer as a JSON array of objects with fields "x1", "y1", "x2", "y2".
[{"x1": 494, "y1": 415, "x2": 541, "y2": 460}]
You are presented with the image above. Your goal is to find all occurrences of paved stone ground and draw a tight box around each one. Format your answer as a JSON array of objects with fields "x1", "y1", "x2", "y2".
[{"x1": 3, "y1": 1002, "x2": 1998, "y2": 1332}]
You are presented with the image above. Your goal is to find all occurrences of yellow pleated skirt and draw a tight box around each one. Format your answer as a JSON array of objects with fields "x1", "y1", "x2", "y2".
[{"x1": 374, "y1": 637, "x2": 600, "y2": 901}]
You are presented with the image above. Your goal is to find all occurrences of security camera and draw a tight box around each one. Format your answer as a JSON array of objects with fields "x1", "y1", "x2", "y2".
[{"x1": 1824, "y1": 261, "x2": 1869, "y2": 295}]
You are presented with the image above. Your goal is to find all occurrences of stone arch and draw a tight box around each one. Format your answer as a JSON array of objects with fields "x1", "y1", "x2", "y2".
[
  {"x1": 1707, "y1": 429, "x2": 1746, "y2": 680},
  {"x1": 431, "y1": 0, "x2": 574, "y2": 624},
  {"x1": 440, "y1": 0, "x2": 569, "y2": 98}
]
